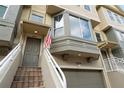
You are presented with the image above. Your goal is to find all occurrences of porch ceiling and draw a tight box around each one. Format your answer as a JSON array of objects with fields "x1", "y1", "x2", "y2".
[
  {"x1": 22, "y1": 21, "x2": 50, "y2": 36},
  {"x1": 46, "y1": 5, "x2": 64, "y2": 15}
]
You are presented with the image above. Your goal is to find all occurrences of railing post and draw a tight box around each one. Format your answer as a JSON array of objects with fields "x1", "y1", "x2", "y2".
[
  {"x1": 113, "y1": 57, "x2": 118, "y2": 71},
  {"x1": 107, "y1": 58, "x2": 114, "y2": 71}
]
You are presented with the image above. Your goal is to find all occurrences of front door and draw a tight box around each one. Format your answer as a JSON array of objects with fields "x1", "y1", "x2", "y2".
[{"x1": 22, "y1": 37, "x2": 41, "y2": 67}]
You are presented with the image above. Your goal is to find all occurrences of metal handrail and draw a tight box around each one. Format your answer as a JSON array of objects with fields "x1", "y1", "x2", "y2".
[
  {"x1": 0, "y1": 43, "x2": 21, "y2": 67},
  {"x1": 44, "y1": 48, "x2": 67, "y2": 88}
]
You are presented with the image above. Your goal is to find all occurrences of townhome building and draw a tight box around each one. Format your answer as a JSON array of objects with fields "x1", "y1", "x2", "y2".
[
  {"x1": 95, "y1": 5, "x2": 124, "y2": 88},
  {"x1": 1, "y1": 5, "x2": 124, "y2": 88}
]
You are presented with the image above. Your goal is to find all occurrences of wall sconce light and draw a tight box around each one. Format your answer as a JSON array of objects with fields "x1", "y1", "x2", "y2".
[{"x1": 34, "y1": 30, "x2": 38, "y2": 34}]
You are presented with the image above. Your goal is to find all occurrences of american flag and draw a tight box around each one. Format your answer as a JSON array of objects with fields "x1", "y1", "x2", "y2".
[{"x1": 44, "y1": 29, "x2": 52, "y2": 48}]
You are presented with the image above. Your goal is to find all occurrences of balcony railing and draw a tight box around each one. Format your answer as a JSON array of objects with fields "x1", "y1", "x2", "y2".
[{"x1": 104, "y1": 57, "x2": 124, "y2": 72}]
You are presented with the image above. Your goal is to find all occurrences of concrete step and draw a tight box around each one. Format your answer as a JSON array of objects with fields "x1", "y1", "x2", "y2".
[{"x1": 11, "y1": 67, "x2": 44, "y2": 88}]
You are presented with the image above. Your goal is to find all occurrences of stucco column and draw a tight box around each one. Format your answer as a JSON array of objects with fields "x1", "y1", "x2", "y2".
[
  {"x1": 108, "y1": 48, "x2": 114, "y2": 58},
  {"x1": 63, "y1": 11, "x2": 71, "y2": 36}
]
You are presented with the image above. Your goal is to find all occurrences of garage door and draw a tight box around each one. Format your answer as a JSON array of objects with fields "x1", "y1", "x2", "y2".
[{"x1": 63, "y1": 69, "x2": 105, "y2": 88}]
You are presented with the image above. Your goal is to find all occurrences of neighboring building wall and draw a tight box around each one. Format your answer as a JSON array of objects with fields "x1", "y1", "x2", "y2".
[
  {"x1": 21, "y1": 5, "x2": 52, "y2": 26},
  {"x1": 0, "y1": 5, "x2": 22, "y2": 46},
  {"x1": 0, "y1": 5, "x2": 22, "y2": 60},
  {"x1": 108, "y1": 71, "x2": 124, "y2": 88},
  {"x1": 105, "y1": 28, "x2": 118, "y2": 42},
  {"x1": 95, "y1": 6, "x2": 124, "y2": 32}
]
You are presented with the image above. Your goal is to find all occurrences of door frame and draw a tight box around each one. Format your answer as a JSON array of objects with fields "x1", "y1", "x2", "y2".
[{"x1": 20, "y1": 33, "x2": 43, "y2": 67}]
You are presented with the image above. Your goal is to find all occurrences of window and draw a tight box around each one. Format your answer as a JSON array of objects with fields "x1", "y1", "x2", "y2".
[
  {"x1": 107, "y1": 9, "x2": 124, "y2": 24},
  {"x1": 0, "y1": 5, "x2": 8, "y2": 18},
  {"x1": 84, "y1": 5, "x2": 91, "y2": 11},
  {"x1": 116, "y1": 31, "x2": 124, "y2": 41},
  {"x1": 80, "y1": 19, "x2": 92, "y2": 40},
  {"x1": 69, "y1": 15, "x2": 93, "y2": 41},
  {"x1": 121, "y1": 16, "x2": 124, "y2": 24},
  {"x1": 95, "y1": 33, "x2": 102, "y2": 42},
  {"x1": 114, "y1": 13, "x2": 121, "y2": 24},
  {"x1": 54, "y1": 14, "x2": 64, "y2": 37},
  {"x1": 107, "y1": 10, "x2": 115, "y2": 21},
  {"x1": 30, "y1": 14, "x2": 43, "y2": 23},
  {"x1": 70, "y1": 15, "x2": 82, "y2": 38},
  {"x1": 120, "y1": 32, "x2": 124, "y2": 40}
]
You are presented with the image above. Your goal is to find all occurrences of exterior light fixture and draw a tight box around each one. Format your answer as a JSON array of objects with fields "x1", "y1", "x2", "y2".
[
  {"x1": 78, "y1": 53, "x2": 81, "y2": 56},
  {"x1": 34, "y1": 30, "x2": 38, "y2": 34}
]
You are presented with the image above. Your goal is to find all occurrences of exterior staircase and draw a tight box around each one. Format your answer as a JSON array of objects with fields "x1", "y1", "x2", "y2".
[{"x1": 11, "y1": 67, "x2": 44, "y2": 88}]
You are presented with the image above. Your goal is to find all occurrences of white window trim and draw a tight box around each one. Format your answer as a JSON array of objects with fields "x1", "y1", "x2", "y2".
[
  {"x1": 79, "y1": 18, "x2": 83, "y2": 38},
  {"x1": 0, "y1": 5, "x2": 9, "y2": 19}
]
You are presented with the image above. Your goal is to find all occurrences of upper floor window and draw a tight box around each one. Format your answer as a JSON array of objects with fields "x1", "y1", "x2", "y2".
[
  {"x1": 107, "y1": 10, "x2": 124, "y2": 24},
  {"x1": 121, "y1": 16, "x2": 124, "y2": 24},
  {"x1": 119, "y1": 32, "x2": 124, "y2": 41},
  {"x1": 107, "y1": 10, "x2": 115, "y2": 21},
  {"x1": 116, "y1": 30, "x2": 124, "y2": 41},
  {"x1": 95, "y1": 33, "x2": 102, "y2": 42},
  {"x1": 54, "y1": 14, "x2": 64, "y2": 37},
  {"x1": 84, "y1": 5, "x2": 91, "y2": 11},
  {"x1": 30, "y1": 13, "x2": 43, "y2": 23},
  {"x1": 114, "y1": 13, "x2": 121, "y2": 24},
  {"x1": 69, "y1": 15, "x2": 92, "y2": 41},
  {"x1": 0, "y1": 5, "x2": 8, "y2": 18}
]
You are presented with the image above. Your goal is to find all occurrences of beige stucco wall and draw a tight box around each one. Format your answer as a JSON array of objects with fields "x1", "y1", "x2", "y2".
[
  {"x1": 108, "y1": 71, "x2": 124, "y2": 88},
  {"x1": 21, "y1": 7, "x2": 31, "y2": 21},
  {"x1": 53, "y1": 54, "x2": 103, "y2": 69},
  {"x1": 59, "y1": 5, "x2": 100, "y2": 23},
  {"x1": 21, "y1": 5, "x2": 52, "y2": 26}
]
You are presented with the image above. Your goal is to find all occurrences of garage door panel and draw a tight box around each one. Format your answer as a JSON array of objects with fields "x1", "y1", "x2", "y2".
[{"x1": 63, "y1": 69, "x2": 105, "y2": 88}]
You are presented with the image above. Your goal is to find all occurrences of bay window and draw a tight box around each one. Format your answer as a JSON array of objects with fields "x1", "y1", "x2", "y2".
[
  {"x1": 69, "y1": 15, "x2": 92, "y2": 41},
  {"x1": 54, "y1": 14, "x2": 64, "y2": 37},
  {"x1": 70, "y1": 15, "x2": 82, "y2": 38}
]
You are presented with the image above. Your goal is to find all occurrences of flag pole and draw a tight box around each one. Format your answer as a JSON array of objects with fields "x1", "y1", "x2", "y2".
[{"x1": 43, "y1": 28, "x2": 52, "y2": 49}]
